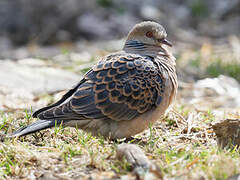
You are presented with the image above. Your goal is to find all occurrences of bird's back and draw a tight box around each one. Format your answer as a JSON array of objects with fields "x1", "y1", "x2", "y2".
[{"x1": 37, "y1": 52, "x2": 166, "y2": 122}]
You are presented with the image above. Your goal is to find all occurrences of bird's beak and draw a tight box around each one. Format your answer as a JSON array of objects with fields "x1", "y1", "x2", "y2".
[{"x1": 162, "y1": 39, "x2": 172, "y2": 47}]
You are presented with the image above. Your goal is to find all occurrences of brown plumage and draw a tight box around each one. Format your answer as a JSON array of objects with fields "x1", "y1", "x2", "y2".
[{"x1": 11, "y1": 21, "x2": 177, "y2": 139}]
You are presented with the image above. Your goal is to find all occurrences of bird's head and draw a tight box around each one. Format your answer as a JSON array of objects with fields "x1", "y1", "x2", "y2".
[{"x1": 125, "y1": 21, "x2": 172, "y2": 49}]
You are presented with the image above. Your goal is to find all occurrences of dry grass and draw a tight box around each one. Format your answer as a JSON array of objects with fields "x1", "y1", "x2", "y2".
[{"x1": 1, "y1": 103, "x2": 240, "y2": 180}]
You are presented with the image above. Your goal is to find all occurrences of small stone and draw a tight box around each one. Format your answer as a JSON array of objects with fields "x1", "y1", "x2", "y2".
[
  {"x1": 227, "y1": 174, "x2": 240, "y2": 180},
  {"x1": 117, "y1": 143, "x2": 163, "y2": 180},
  {"x1": 212, "y1": 119, "x2": 240, "y2": 148}
]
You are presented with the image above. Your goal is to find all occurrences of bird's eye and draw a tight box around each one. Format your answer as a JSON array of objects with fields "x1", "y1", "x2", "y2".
[{"x1": 146, "y1": 31, "x2": 153, "y2": 38}]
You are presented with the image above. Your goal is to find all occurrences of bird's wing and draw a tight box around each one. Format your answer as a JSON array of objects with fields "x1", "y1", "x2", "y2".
[
  {"x1": 32, "y1": 68, "x2": 94, "y2": 118},
  {"x1": 32, "y1": 79, "x2": 85, "y2": 118},
  {"x1": 36, "y1": 53, "x2": 165, "y2": 122}
]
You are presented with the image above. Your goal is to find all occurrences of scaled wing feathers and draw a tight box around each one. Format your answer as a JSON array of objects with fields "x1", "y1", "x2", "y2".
[{"x1": 36, "y1": 53, "x2": 165, "y2": 122}]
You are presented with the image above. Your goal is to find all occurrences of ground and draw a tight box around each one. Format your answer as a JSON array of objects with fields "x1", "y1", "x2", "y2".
[{"x1": 0, "y1": 38, "x2": 240, "y2": 180}]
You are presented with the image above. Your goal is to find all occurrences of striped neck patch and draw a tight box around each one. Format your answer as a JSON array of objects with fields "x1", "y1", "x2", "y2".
[{"x1": 124, "y1": 40, "x2": 145, "y2": 49}]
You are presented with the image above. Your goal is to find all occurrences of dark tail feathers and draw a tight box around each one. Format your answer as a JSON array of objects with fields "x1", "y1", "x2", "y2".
[{"x1": 10, "y1": 120, "x2": 62, "y2": 137}]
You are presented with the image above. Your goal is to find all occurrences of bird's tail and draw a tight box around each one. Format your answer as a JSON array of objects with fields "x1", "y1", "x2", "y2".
[{"x1": 10, "y1": 120, "x2": 61, "y2": 137}]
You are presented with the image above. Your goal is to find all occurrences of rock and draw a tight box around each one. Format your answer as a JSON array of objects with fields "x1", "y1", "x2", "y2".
[
  {"x1": 0, "y1": 60, "x2": 79, "y2": 95},
  {"x1": 194, "y1": 75, "x2": 240, "y2": 97},
  {"x1": 0, "y1": 59, "x2": 80, "y2": 110},
  {"x1": 193, "y1": 75, "x2": 240, "y2": 108},
  {"x1": 212, "y1": 119, "x2": 240, "y2": 148},
  {"x1": 178, "y1": 75, "x2": 240, "y2": 110}
]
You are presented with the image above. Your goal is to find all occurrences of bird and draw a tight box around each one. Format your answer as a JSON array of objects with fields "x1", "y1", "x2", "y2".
[{"x1": 11, "y1": 21, "x2": 177, "y2": 140}]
